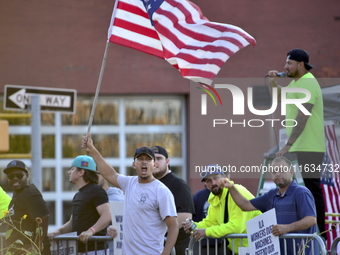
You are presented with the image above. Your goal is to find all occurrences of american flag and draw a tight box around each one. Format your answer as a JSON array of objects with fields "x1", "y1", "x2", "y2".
[
  {"x1": 321, "y1": 122, "x2": 340, "y2": 251},
  {"x1": 108, "y1": 0, "x2": 256, "y2": 85}
]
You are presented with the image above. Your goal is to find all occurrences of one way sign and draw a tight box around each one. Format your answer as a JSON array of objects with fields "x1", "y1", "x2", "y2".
[{"x1": 4, "y1": 85, "x2": 77, "y2": 113}]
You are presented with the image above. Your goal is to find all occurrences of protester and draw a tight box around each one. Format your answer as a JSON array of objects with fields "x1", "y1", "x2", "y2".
[
  {"x1": 3, "y1": 160, "x2": 51, "y2": 255},
  {"x1": 183, "y1": 165, "x2": 261, "y2": 254},
  {"x1": 267, "y1": 48, "x2": 326, "y2": 237},
  {"x1": 48, "y1": 155, "x2": 111, "y2": 255},
  {"x1": 191, "y1": 164, "x2": 223, "y2": 254},
  {"x1": 82, "y1": 134, "x2": 178, "y2": 255},
  {"x1": 151, "y1": 145, "x2": 195, "y2": 255},
  {"x1": 218, "y1": 156, "x2": 317, "y2": 254},
  {"x1": 192, "y1": 165, "x2": 220, "y2": 222}
]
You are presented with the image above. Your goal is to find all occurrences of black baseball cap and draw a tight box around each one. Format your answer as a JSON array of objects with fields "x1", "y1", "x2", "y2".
[
  {"x1": 3, "y1": 160, "x2": 29, "y2": 174},
  {"x1": 151, "y1": 146, "x2": 168, "y2": 158},
  {"x1": 134, "y1": 146, "x2": 155, "y2": 161},
  {"x1": 287, "y1": 49, "x2": 314, "y2": 70}
]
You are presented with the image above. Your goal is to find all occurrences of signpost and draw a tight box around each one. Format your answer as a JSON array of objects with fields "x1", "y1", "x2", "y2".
[
  {"x1": 4, "y1": 84, "x2": 76, "y2": 113},
  {"x1": 3, "y1": 85, "x2": 77, "y2": 191}
]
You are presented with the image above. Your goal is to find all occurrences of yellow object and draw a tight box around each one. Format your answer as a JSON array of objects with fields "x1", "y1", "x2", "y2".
[
  {"x1": 0, "y1": 187, "x2": 11, "y2": 219},
  {"x1": 0, "y1": 120, "x2": 9, "y2": 152}
]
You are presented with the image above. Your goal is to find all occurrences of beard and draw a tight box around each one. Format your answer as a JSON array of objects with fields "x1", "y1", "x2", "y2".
[
  {"x1": 211, "y1": 185, "x2": 223, "y2": 196},
  {"x1": 153, "y1": 166, "x2": 167, "y2": 179}
]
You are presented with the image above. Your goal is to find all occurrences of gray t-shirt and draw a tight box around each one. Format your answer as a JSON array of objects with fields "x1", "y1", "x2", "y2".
[{"x1": 118, "y1": 175, "x2": 177, "y2": 255}]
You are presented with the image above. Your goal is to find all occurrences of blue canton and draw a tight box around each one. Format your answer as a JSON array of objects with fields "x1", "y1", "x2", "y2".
[{"x1": 140, "y1": 0, "x2": 164, "y2": 25}]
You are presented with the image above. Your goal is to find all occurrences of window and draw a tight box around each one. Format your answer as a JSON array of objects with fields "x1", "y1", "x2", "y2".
[{"x1": 0, "y1": 95, "x2": 186, "y2": 230}]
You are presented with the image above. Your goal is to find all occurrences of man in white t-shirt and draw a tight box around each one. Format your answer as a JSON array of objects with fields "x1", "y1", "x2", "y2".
[{"x1": 82, "y1": 134, "x2": 178, "y2": 255}]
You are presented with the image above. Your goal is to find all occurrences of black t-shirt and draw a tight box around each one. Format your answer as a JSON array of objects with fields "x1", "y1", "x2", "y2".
[
  {"x1": 72, "y1": 183, "x2": 109, "y2": 252},
  {"x1": 6, "y1": 184, "x2": 50, "y2": 249},
  {"x1": 160, "y1": 172, "x2": 195, "y2": 254},
  {"x1": 159, "y1": 172, "x2": 195, "y2": 215}
]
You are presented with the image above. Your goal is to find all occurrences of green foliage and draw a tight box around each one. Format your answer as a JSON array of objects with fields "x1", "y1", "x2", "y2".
[{"x1": 0, "y1": 212, "x2": 43, "y2": 255}]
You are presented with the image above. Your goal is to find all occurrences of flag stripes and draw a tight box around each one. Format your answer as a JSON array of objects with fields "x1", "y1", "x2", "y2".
[
  {"x1": 322, "y1": 123, "x2": 340, "y2": 251},
  {"x1": 108, "y1": 0, "x2": 256, "y2": 84}
]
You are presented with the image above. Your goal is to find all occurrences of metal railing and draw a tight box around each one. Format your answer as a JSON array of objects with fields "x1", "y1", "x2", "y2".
[
  {"x1": 330, "y1": 236, "x2": 340, "y2": 255},
  {"x1": 185, "y1": 233, "x2": 327, "y2": 255},
  {"x1": 0, "y1": 233, "x2": 176, "y2": 255},
  {"x1": 51, "y1": 235, "x2": 111, "y2": 255}
]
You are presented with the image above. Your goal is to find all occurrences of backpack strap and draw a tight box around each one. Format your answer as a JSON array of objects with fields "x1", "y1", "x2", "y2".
[{"x1": 224, "y1": 191, "x2": 229, "y2": 223}]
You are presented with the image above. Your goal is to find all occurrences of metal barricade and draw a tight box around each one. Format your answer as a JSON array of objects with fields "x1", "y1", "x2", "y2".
[
  {"x1": 1, "y1": 233, "x2": 176, "y2": 255},
  {"x1": 330, "y1": 236, "x2": 340, "y2": 255},
  {"x1": 185, "y1": 233, "x2": 327, "y2": 255},
  {"x1": 51, "y1": 235, "x2": 112, "y2": 255}
]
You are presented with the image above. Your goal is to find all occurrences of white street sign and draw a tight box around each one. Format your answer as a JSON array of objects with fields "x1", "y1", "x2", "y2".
[{"x1": 4, "y1": 85, "x2": 76, "y2": 113}]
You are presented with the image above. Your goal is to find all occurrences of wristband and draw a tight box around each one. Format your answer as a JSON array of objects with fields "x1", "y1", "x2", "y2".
[
  {"x1": 286, "y1": 142, "x2": 293, "y2": 146},
  {"x1": 89, "y1": 227, "x2": 96, "y2": 235}
]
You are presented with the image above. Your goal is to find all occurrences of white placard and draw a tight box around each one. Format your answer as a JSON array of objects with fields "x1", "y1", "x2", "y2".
[
  {"x1": 238, "y1": 247, "x2": 250, "y2": 255},
  {"x1": 50, "y1": 232, "x2": 77, "y2": 255},
  {"x1": 246, "y1": 208, "x2": 280, "y2": 255},
  {"x1": 110, "y1": 201, "x2": 124, "y2": 255}
]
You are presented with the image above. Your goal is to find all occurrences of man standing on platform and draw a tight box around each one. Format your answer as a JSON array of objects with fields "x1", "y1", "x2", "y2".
[{"x1": 267, "y1": 48, "x2": 326, "y2": 238}]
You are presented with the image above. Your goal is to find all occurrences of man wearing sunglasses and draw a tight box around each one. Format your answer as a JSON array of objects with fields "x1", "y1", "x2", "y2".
[{"x1": 3, "y1": 160, "x2": 51, "y2": 255}]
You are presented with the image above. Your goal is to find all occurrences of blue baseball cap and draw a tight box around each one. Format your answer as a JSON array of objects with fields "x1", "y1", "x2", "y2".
[
  {"x1": 72, "y1": 155, "x2": 97, "y2": 172},
  {"x1": 200, "y1": 164, "x2": 226, "y2": 182}
]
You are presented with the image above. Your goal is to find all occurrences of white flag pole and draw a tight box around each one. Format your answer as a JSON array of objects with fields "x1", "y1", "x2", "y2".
[{"x1": 87, "y1": 41, "x2": 110, "y2": 135}]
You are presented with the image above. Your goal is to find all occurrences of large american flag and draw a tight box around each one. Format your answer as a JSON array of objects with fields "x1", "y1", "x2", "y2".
[
  {"x1": 108, "y1": 0, "x2": 256, "y2": 85},
  {"x1": 321, "y1": 122, "x2": 340, "y2": 251}
]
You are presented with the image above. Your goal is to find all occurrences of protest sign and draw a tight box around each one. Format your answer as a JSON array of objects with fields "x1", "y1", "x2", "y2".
[
  {"x1": 246, "y1": 208, "x2": 280, "y2": 255},
  {"x1": 238, "y1": 247, "x2": 250, "y2": 255},
  {"x1": 110, "y1": 201, "x2": 124, "y2": 255}
]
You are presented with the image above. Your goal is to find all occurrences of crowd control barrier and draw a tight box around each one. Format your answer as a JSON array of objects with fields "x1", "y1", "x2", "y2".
[
  {"x1": 0, "y1": 233, "x2": 176, "y2": 255},
  {"x1": 185, "y1": 233, "x2": 327, "y2": 255},
  {"x1": 330, "y1": 236, "x2": 340, "y2": 255}
]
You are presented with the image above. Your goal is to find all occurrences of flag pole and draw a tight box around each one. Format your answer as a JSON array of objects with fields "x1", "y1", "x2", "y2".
[{"x1": 87, "y1": 41, "x2": 110, "y2": 136}]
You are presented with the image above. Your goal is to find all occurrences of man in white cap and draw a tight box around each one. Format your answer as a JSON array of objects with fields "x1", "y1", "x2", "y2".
[{"x1": 48, "y1": 155, "x2": 112, "y2": 255}]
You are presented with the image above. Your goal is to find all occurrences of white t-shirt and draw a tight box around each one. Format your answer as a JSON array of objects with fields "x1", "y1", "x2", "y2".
[{"x1": 118, "y1": 175, "x2": 177, "y2": 255}]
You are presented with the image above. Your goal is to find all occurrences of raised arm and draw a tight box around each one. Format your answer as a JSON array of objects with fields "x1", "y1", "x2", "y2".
[
  {"x1": 82, "y1": 133, "x2": 120, "y2": 188},
  {"x1": 267, "y1": 70, "x2": 283, "y2": 102},
  {"x1": 218, "y1": 178, "x2": 258, "y2": 211}
]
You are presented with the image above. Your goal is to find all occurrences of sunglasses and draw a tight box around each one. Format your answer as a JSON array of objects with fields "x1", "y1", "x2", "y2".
[{"x1": 7, "y1": 173, "x2": 25, "y2": 180}]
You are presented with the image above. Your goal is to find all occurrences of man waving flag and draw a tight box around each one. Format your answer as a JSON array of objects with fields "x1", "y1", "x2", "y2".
[{"x1": 108, "y1": 0, "x2": 256, "y2": 85}]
